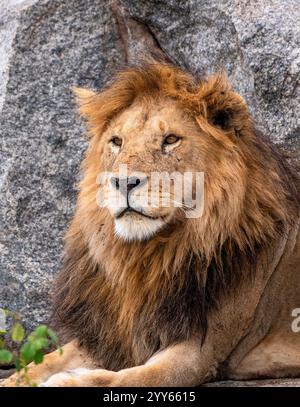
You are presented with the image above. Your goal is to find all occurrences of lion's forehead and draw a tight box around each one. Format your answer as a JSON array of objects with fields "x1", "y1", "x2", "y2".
[{"x1": 110, "y1": 98, "x2": 188, "y2": 140}]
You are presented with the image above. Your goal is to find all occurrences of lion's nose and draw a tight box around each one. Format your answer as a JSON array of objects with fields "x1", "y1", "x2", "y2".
[{"x1": 111, "y1": 176, "x2": 147, "y2": 197}]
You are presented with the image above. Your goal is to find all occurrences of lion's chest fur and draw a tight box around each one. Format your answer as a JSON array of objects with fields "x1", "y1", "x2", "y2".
[{"x1": 52, "y1": 234, "x2": 213, "y2": 370}]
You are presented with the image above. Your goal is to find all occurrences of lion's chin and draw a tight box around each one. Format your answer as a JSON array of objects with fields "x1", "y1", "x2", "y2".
[{"x1": 114, "y1": 214, "x2": 165, "y2": 242}]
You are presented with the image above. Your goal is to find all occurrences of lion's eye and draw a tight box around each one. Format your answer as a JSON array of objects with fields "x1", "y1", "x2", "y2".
[
  {"x1": 110, "y1": 136, "x2": 122, "y2": 147},
  {"x1": 163, "y1": 134, "x2": 181, "y2": 146}
]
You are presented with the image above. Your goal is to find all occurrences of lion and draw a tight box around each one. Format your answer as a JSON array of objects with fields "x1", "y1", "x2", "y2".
[{"x1": 3, "y1": 62, "x2": 300, "y2": 387}]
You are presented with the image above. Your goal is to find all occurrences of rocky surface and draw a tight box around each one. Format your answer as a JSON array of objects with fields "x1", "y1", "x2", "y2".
[
  {"x1": 0, "y1": 0, "x2": 299, "y2": 367},
  {"x1": 0, "y1": 368, "x2": 15, "y2": 379},
  {"x1": 0, "y1": 0, "x2": 124, "y2": 330},
  {"x1": 203, "y1": 378, "x2": 300, "y2": 387},
  {"x1": 122, "y1": 0, "x2": 300, "y2": 149}
]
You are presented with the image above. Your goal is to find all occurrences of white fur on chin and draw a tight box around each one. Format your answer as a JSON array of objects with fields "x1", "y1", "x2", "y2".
[{"x1": 114, "y1": 215, "x2": 165, "y2": 241}]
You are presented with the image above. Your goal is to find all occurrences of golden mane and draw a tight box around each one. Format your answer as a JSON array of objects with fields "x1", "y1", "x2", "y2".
[
  {"x1": 74, "y1": 63, "x2": 248, "y2": 140},
  {"x1": 51, "y1": 63, "x2": 300, "y2": 371}
]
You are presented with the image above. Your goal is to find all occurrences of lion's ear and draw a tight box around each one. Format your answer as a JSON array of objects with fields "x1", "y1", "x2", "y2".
[
  {"x1": 200, "y1": 73, "x2": 249, "y2": 134},
  {"x1": 72, "y1": 87, "x2": 99, "y2": 118},
  {"x1": 72, "y1": 87, "x2": 106, "y2": 137}
]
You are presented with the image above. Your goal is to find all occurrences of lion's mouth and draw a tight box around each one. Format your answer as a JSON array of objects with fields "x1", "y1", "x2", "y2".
[{"x1": 116, "y1": 207, "x2": 161, "y2": 220}]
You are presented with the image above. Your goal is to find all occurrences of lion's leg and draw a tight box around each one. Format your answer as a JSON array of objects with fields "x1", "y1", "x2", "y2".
[
  {"x1": 40, "y1": 337, "x2": 215, "y2": 387},
  {"x1": 1, "y1": 340, "x2": 95, "y2": 387},
  {"x1": 229, "y1": 331, "x2": 300, "y2": 380}
]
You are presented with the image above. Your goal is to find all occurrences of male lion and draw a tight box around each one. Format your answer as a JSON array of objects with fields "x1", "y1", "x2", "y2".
[{"x1": 3, "y1": 62, "x2": 300, "y2": 387}]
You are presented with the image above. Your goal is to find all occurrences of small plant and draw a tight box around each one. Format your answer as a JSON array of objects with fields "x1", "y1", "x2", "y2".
[{"x1": 0, "y1": 309, "x2": 62, "y2": 386}]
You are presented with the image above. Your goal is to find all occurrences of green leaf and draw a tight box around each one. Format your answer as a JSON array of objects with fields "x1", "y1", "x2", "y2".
[
  {"x1": 0, "y1": 349, "x2": 13, "y2": 364},
  {"x1": 27, "y1": 333, "x2": 36, "y2": 343},
  {"x1": 47, "y1": 328, "x2": 59, "y2": 346},
  {"x1": 11, "y1": 322, "x2": 25, "y2": 342},
  {"x1": 33, "y1": 349, "x2": 44, "y2": 365},
  {"x1": 34, "y1": 325, "x2": 48, "y2": 338},
  {"x1": 20, "y1": 342, "x2": 36, "y2": 364},
  {"x1": 32, "y1": 337, "x2": 49, "y2": 350},
  {"x1": 14, "y1": 357, "x2": 22, "y2": 371},
  {"x1": 0, "y1": 338, "x2": 5, "y2": 349}
]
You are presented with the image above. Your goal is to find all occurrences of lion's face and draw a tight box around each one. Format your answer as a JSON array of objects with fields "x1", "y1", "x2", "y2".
[
  {"x1": 98, "y1": 97, "x2": 205, "y2": 241},
  {"x1": 76, "y1": 64, "x2": 254, "y2": 246}
]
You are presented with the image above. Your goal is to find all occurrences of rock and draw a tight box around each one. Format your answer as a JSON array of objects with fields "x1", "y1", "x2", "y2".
[
  {"x1": 203, "y1": 378, "x2": 300, "y2": 387},
  {"x1": 121, "y1": 0, "x2": 300, "y2": 149},
  {"x1": 0, "y1": 0, "x2": 299, "y2": 341},
  {"x1": 0, "y1": 368, "x2": 15, "y2": 379},
  {"x1": 0, "y1": 0, "x2": 124, "y2": 332}
]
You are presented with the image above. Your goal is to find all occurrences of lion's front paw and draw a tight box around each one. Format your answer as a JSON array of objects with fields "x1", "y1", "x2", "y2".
[
  {"x1": 40, "y1": 368, "x2": 119, "y2": 387},
  {"x1": 1, "y1": 373, "x2": 21, "y2": 387},
  {"x1": 40, "y1": 371, "x2": 81, "y2": 387}
]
